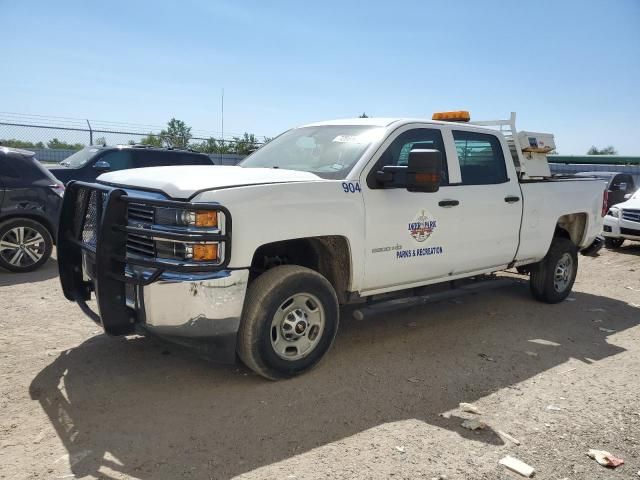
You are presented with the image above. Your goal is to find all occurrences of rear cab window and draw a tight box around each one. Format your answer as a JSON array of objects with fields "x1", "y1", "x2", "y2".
[{"x1": 453, "y1": 130, "x2": 508, "y2": 185}]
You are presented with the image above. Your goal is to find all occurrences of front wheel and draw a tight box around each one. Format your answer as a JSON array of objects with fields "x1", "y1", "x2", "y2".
[
  {"x1": 237, "y1": 265, "x2": 339, "y2": 380},
  {"x1": 530, "y1": 237, "x2": 578, "y2": 304},
  {"x1": 0, "y1": 218, "x2": 53, "y2": 273},
  {"x1": 604, "y1": 237, "x2": 624, "y2": 249}
]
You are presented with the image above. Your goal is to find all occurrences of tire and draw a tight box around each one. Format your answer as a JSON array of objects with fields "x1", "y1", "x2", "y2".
[
  {"x1": 0, "y1": 218, "x2": 53, "y2": 273},
  {"x1": 529, "y1": 237, "x2": 578, "y2": 304},
  {"x1": 604, "y1": 237, "x2": 624, "y2": 249},
  {"x1": 237, "y1": 265, "x2": 339, "y2": 380}
]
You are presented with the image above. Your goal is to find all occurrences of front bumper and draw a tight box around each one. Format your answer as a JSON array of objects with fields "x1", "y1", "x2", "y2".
[
  {"x1": 603, "y1": 214, "x2": 640, "y2": 241},
  {"x1": 58, "y1": 181, "x2": 244, "y2": 363}
]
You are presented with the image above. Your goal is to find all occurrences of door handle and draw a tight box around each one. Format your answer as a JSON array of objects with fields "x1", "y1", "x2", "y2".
[
  {"x1": 504, "y1": 196, "x2": 520, "y2": 203},
  {"x1": 438, "y1": 199, "x2": 459, "y2": 207}
]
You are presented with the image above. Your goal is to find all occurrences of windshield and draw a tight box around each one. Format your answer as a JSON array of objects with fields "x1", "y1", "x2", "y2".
[
  {"x1": 239, "y1": 125, "x2": 384, "y2": 179},
  {"x1": 60, "y1": 147, "x2": 102, "y2": 168}
]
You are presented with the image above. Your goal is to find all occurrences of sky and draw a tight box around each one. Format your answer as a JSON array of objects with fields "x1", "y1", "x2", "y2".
[{"x1": 1, "y1": 0, "x2": 639, "y2": 154}]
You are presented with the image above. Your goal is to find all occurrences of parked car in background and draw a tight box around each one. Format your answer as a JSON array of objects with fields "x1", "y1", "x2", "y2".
[
  {"x1": 47, "y1": 145, "x2": 214, "y2": 184},
  {"x1": 603, "y1": 189, "x2": 640, "y2": 248},
  {"x1": 574, "y1": 172, "x2": 636, "y2": 209},
  {"x1": 0, "y1": 147, "x2": 64, "y2": 272}
]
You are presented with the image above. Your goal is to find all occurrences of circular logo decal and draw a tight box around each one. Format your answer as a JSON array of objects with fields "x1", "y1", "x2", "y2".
[{"x1": 408, "y1": 209, "x2": 437, "y2": 242}]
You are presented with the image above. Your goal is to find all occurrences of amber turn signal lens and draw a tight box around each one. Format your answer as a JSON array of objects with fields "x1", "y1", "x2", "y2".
[
  {"x1": 195, "y1": 210, "x2": 218, "y2": 228},
  {"x1": 192, "y1": 243, "x2": 218, "y2": 261}
]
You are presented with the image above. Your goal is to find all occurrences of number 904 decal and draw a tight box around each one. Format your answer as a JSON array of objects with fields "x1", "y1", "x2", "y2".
[{"x1": 342, "y1": 182, "x2": 361, "y2": 193}]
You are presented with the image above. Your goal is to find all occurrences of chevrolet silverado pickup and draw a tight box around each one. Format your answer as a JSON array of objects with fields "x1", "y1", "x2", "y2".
[{"x1": 57, "y1": 112, "x2": 608, "y2": 379}]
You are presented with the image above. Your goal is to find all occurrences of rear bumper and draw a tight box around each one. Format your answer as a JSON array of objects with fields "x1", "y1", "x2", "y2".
[{"x1": 58, "y1": 181, "x2": 243, "y2": 363}]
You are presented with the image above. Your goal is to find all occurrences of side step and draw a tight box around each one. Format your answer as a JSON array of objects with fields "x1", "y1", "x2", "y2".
[{"x1": 351, "y1": 277, "x2": 519, "y2": 320}]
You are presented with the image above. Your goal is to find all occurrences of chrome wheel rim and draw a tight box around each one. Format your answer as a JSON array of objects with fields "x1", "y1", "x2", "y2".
[
  {"x1": 0, "y1": 226, "x2": 45, "y2": 268},
  {"x1": 553, "y1": 253, "x2": 573, "y2": 292},
  {"x1": 270, "y1": 293, "x2": 325, "y2": 361}
]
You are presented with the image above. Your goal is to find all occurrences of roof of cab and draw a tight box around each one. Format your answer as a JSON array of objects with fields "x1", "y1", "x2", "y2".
[{"x1": 301, "y1": 117, "x2": 484, "y2": 129}]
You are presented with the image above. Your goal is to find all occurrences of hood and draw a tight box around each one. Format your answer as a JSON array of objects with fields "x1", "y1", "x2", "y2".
[
  {"x1": 97, "y1": 165, "x2": 323, "y2": 198},
  {"x1": 613, "y1": 193, "x2": 640, "y2": 210}
]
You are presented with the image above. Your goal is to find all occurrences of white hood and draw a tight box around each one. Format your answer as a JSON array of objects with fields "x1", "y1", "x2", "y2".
[{"x1": 97, "y1": 165, "x2": 322, "y2": 198}]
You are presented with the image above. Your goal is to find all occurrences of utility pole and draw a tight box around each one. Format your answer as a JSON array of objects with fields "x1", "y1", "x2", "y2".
[
  {"x1": 86, "y1": 119, "x2": 93, "y2": 146},
  {"x1": 221, "y1": 88, "x2": 224, "y2": 153}
]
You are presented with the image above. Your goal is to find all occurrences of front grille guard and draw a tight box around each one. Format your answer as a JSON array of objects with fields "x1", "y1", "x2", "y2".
[{"x1": 58, "y1": 181, "x2": 231, "y2": 335}]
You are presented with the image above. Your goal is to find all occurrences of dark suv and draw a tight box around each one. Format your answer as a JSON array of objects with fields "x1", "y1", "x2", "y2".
[
  {"x1": 0, "y1": 147, "x2": 64, "y2": 272},
  {"x1": 48, "y1": 145, "x2": 214, "y2": 184}
]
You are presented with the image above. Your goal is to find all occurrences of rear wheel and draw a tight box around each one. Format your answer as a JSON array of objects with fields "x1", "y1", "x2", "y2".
[
  {"x1": 0, "y1": 218, "x2": 53, "y2": 273},
  {"x1": 604, "y1": 237, "x2": 624, "y2": 249},
  {"x1": 530, "y1": 237, "x2": 578, "y2": 304},
  {"x1": 237, "y1": 265, "x2": 339, "y2": 380}
]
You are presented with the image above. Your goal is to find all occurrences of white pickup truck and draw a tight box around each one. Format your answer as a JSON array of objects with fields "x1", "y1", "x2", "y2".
[{"x1": 58, "y1": 112, "x2": 607, "y2": 379}]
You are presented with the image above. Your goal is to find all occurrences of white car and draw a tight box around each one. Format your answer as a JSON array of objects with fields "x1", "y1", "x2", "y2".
[
  {"x1": 603, "y1": 189, "x2": 640, "y2": 248},
  {"x1": 57, "y1": 112, "x2": 607, "y2": 379}
]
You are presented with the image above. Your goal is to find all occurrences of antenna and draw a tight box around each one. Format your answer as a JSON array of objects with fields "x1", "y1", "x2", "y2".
[{"x1": 221, "y1": 88, "x2": 224, "y2": 148}]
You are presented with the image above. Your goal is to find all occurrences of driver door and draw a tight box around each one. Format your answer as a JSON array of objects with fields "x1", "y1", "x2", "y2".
[{"x1": 360, "y1": 125, "x2": 462, "y2": 292}]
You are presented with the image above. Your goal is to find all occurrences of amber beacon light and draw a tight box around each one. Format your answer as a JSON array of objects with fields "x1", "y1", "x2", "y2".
[{"x1": 432, "y1": 111, "x2": 471, "y2": 122}]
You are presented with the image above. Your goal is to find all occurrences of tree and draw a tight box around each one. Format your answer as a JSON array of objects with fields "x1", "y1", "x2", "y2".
[
  {"x1": 587, "y1": 145, "x2": 617, "y2": 155},
  {"x1": 230, "y1": 133, "x2": 260, "y2": 155},
  {"x1": 193, "y1": 137, "x2": 231, "y2": 154},
  {"x1": 0, "y1": 139, "x2": 45, "y2": 149},
  {"x1": 160, "y1": 118, "x2": 192, "y2": 148},
  {"x1": 46, "y1": 138, "x2": 85, "y2": 150},
  {"x1": 358, "y1": 112, "x2": 369, "y2": 118},
  {"x1": 139, "y1": 133, "x2": 164, "y2": 147}
]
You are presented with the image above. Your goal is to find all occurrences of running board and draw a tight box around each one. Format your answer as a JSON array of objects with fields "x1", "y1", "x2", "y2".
[{"x1": 351, "y1": 277, "x2": 518, "y2": 320}]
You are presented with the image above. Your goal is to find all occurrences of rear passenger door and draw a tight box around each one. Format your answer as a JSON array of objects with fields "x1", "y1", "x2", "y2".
[{"x1": 445, "y1": 129, "x2": 522, "y2": 274}]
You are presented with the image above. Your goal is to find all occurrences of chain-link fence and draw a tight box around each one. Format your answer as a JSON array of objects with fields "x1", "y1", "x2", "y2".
[{"x1": 0, "y1": 113, "x2": 263, "y2": 165}]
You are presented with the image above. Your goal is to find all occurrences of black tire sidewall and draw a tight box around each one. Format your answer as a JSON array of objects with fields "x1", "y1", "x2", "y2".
[
  {"x1": 0, "y1": 218, "x2": 53, "y2": 272},
  {"x1": 253, "y1": 272, "x2": 339, "y2": 378},
  {"x1": 538, "y1": 238, "x2": 578, "y2": 303},
  {"x1": 604, "y1": 237, "x2": 624, "y2": 249}
]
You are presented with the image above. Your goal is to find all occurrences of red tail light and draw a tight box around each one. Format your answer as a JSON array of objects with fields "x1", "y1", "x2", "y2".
[{"x1": 601, "y1": 189, "x2": 609, "y2": 217}]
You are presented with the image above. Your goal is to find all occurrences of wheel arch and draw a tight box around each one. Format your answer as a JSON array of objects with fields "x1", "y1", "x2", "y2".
[
  {"x1": 249, "y1": 235, "x2": 352, "y2": 304},
  {"x1": 555, "y1": 212, "x2": 588, "y2": 247},
  {"x1": 0, "y1": 213, "x2": 56, "y2": 244}
]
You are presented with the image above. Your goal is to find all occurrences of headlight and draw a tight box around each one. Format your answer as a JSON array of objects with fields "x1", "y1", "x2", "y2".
[
  {"x1": 607, "y1": 207, "x2": 620, "y2": 218},
  {"x1": 155, "y1": 207, "x2": 221, "y2": 229},
  {"x1": 128, "y1": 203, "x2": 225, "y2": 265}
]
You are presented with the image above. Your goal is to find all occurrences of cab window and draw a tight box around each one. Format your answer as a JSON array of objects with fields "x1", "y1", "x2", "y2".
[
  {"x1": 371, "y1": 128, "x2": 448, "y2": 188},
  {"x1": 453, "y1": 131, "x2": 508, "y2": 185},
  {"x1": 99, "y1": 151, "x2": 135, "y2": 170}
]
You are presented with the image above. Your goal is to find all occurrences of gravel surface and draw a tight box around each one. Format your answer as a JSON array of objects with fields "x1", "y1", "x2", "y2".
[{"x1": 1, "y1": 246, "x2": 639, "y2": 479}]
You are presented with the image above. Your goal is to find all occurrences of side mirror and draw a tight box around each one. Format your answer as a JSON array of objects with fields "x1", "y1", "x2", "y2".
[
  {"x1": 93, "y1": 160, "x2": 111, "y2": 171},
  {"x1": 624, "y1": 193, "x2": 632, "y2": 200},
  {"x1": 406, "y1": 149, "x2": 442, "y2": 193}
]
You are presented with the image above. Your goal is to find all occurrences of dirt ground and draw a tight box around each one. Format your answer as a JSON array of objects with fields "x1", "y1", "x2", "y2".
[{"x1": 1, "y1": 246, "x2": 639, "y2": 480}]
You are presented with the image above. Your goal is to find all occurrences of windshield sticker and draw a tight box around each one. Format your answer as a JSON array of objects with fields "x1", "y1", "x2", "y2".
[
  {"x1": 333, "y1": 135, "x2": 364, "y2": 144},
  {"x1": 408, "y1": 210, "x2": 437, "y2": 242}
]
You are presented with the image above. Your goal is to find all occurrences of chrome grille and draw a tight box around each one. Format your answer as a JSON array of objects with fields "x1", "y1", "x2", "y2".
[
  {"x1": 126, "y1": 203, "x2": 155, "y2": 258},
  {"x1": 622, "y1": 209, "x2": 640, "y2": 223}
]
